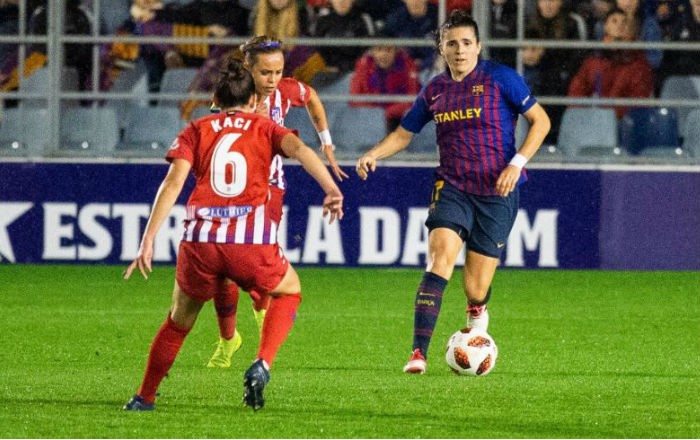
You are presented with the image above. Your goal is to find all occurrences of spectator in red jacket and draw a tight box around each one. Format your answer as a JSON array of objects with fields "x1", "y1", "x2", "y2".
[
  {"x1": 350, "y1": 40, "x2": 421, "y2": 132},
  {"x1": 567, "y1": 7, "x2": 654, "y2": 118},
  {"x1": 429, "y1": 0, "x2": 472, "y2": 12}
]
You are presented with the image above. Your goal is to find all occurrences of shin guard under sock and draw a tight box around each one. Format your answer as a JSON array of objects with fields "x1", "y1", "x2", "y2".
[
  {"x1": 137, "y1": 315, "x2": 191, "y2": 403},
  {"x1": 412, "y1": 272, "x2": 448, "y2": 358},
  {"x1": 257, "y1": 293, "x2": 301, "y2": 367}
]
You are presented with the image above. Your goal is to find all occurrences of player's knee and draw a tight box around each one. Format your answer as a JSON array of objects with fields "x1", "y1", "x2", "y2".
[
  {"x1": 170, "y1": 287, "x2": 204, "y2": 328},
  {"x1": 271, "y1": 265, "x2": 301, "y2": 295},
  {"x1": 426, "y1": 256, "x2": 456, "y2": 279},
  {"x1": 169, "y1": 307, "x2": 197, "y2": 329}
]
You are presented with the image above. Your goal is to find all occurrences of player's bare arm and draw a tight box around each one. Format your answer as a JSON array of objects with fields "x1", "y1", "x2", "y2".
[
  {"x1": 495, "y1": 103, "x2": 551, "y2": 196},
  {"x1": 355, "y1": 126, "x2": 414, "y2": 180},
  {"x1": 305, "y1": 86, "x2": 329, "y2": 132},
  {"x1": 123, "y1": 158, "x2": 192, "y2": 280},
  {"x1": 322, "y1": 147, "x2": 347, "y2": 182},
  {"x1": 305, "y1": 86, "x2": 349, "y2": 181},
  {"x1": 281, "y1": 133, "x2": 344, "y2": 223},
  {"x1": 518, "y1": 103, "x2": 551, "y2": 160}
]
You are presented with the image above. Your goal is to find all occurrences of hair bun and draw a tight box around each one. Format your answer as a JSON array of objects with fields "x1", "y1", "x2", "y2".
[{"x1": 221, "y1": 58, "x2": 246, "y2": 80}]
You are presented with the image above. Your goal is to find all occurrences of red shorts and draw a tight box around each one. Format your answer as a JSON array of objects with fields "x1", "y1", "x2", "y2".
[
  {"x1": 268, "y1": 186, "x2": 285, "y2": 224},
  {"x1": 175, "y1": 241, "x2": 289, "y2": 302}
]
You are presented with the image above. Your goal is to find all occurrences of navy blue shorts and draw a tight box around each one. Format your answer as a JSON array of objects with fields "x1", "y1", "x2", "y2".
[{"x1": 425, "y1": 180, "x2": 519, "y2": 258}]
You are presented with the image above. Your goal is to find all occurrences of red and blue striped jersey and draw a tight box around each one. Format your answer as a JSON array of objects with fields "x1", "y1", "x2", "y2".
[
  {"x1": 167, "y1": 111, "x2": 292, "y2": 245},
  {"x1": 401, "y1": 59, "x2": 536, "y2": 196},
  {"x1": 266, "y1": 77, "x2": 311, "y2": 191}
]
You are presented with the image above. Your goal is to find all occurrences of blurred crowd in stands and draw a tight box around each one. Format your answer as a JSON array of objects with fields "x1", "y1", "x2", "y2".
[{"x1": 1, "y1": 0, "x2": 699, "y2": 153}]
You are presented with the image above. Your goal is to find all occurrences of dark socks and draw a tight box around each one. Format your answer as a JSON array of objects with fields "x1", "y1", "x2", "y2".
[{"x1": 412, "y1": 272, "x2": 448, "y2": 359}]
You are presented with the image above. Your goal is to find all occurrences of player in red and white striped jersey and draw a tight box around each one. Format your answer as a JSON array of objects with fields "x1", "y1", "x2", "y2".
[
  {"x1": 123, "y1": 59, "x2": 343, "y2": 411},
  {"x1": 207, "y1": 36, "x2": 348, "y2": 369}
]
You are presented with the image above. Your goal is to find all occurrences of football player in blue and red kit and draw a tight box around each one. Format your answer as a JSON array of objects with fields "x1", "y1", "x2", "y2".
[
  {"x1": 356, "y1": 9, "x2": 551, "y2": 374},
  {"x1": 122, "y1": 59, "x2": 343, "y2": 410}
]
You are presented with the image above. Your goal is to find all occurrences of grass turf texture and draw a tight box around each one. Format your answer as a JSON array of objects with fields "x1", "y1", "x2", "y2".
[{"x1": 0, "y1": 265, "x2": 698, "y2": 438}]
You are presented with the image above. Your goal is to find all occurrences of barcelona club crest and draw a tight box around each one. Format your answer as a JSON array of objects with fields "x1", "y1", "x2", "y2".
[{"x1": 472, "y1": 84, "x2": 484, "y2": 96}]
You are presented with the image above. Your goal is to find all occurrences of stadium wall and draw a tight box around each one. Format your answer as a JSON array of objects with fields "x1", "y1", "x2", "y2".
[{"x1": 0, "y1": 161, "x2": 698, "y2": 270}]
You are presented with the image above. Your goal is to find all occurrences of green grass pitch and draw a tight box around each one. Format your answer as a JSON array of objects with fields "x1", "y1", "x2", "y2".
[{"x1": 0, "y1": 265, "x2": 698, "y2": 438}]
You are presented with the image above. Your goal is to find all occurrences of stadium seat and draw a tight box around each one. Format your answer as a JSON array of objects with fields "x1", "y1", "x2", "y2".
[
  {"x1": 619, "y1": 107, "x2": 680, "y2": 155},
  {"x1": 20, "y1": 66, "x2": 80, "y2": 92},
  {"x1": 517, "y1": 115, "x2": 566, "y2": 162},
  {"x1": 311, "y1": 71, "x2": 352, "y2": 95},
  {"x1": 59, "y1": 107, "x2": 120, "y2": 155},
  {"x1": 311, "y1": 72, "x2": 352, "y2": 119},
  {"x1": 681, "y1": 109, "x2": 700, "y2": 158},
  {"x1": 637, "y1": 146, "x2": 692, "y2": 161},
  {"x1": 310, "y1": 71, "x2": 340, "y2": 89},
  {"x1": 111, "y1": 63, "x2": 147, "y2": 93},
  {"x1": 118, "y1": 106, "x2": 185, "y2": 156},
  {"x1": 660, "y1": 75, "x2": 700, "y2": 135},
  {"x1": 284, "y1": 106, "x2": 318, "y2": 147},
  {"x1": 19, "y1": 66, "x2": 79, "y2": 108},
  {"x1": 105, "y1": 63, "x2": 148, "y2": 135},
  {"x1": 557, "y1": 107, "x2": 618, "y2": 157},
  {"x1": 157, "y1": 67, "x2": 198, "y2": 107},
  {"x1": 532, "y1": 144, "x2": 567, "y2": 162},
  {"x1": 0, "y1": 107, "x2": 50, "y2": 155},
  {"x1": 331, "y1": 106, "x2": 386, "y2": 153}
]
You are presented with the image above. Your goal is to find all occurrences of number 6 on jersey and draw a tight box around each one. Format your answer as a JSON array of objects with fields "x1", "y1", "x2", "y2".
[{"x1": 211, "y1": 133, "x2": 247, "y2": 197}]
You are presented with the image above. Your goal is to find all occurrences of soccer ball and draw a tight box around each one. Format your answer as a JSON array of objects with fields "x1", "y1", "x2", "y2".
[{"x1": 445, "y1": 327, "x2": 498, "y2": 376}]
